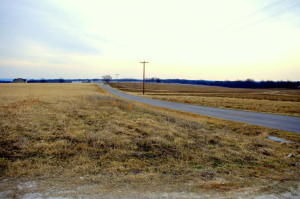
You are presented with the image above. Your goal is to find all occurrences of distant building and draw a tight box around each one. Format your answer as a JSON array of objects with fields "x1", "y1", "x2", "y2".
[{"x1": 13, "y1": 78, "x2": 27, "y2": 83}]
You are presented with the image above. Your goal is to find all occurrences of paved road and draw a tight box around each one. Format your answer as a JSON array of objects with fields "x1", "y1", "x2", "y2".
[{"x1": 98, "y1": 83, "x2": 300, "y2": 134}]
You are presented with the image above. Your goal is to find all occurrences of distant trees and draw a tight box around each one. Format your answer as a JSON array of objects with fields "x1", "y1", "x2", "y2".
[
  {"x1": 148, "y1": 77, "x2": 161, "y2": 83},
  {"x1": 13, "y1": 78, "x2": 27, "y2": 83},
  {"x1": 12, "y1": 77, "x2": 299, "y2": 89},
  {"x1": 102, "y1": 75, "x2": 112, "y2": 83},
  {"x1": 58, "y1": 78, "x2": 65, "y2": 83},
  {"x1": 159, "y1": 79, "x2": 300, "y2": 89}
]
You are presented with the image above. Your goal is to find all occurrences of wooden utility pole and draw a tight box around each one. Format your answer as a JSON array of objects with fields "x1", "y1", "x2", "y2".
[
  {"x1": 115, "y1": 74, "x2": 119, "y2": 88},
  {"x1": 140, "y1": 61, "x2": 149, "y2": 95}
]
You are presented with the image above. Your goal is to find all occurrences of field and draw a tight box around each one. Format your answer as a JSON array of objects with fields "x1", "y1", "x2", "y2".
[
  {"x1": 109, "y1": 82, "x2": 300, "y2": 116},
  {"x1": 0, "y1": 83, "x2": 300, "y2": 198}
]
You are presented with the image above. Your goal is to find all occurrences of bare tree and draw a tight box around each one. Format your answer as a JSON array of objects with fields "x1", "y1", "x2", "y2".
[{"x1": 102, "y1": 75, "x2": 112, "y2": 83}]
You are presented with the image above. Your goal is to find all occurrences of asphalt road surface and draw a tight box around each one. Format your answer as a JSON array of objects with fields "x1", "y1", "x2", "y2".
[{"x1": 98, "y1": 83, "x2": 300, "y2": 134}]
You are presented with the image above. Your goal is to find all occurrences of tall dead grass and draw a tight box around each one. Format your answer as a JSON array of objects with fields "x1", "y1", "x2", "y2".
[
  {"x1": 147, "y1": 95, "x2": 300, "y2": 116},
  {"x1": 0, "y1": 83, "x2": 299, "y2": 192}
]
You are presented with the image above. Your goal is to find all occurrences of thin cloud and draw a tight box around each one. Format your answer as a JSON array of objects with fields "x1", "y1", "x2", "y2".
[{"x1": 0, "y1": 0, "x2": 102, "y2": 56}]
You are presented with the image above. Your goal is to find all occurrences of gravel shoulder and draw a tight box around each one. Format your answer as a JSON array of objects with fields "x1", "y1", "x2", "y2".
[{"x1": 1, "y1": 178, "x2": 300, "y2": 199}]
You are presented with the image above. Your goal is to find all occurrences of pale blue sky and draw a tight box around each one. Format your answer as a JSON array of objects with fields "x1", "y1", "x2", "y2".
[{"x1": 0, "y1": 0, "x2": 300, "y2": 80}]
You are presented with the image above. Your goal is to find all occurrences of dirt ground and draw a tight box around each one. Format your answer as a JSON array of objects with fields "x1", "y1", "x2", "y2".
[{"x1": 0, "y1": 178, "x2": 300, "y2": 199}]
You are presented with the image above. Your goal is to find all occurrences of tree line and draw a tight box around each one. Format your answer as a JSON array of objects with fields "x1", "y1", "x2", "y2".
[
  {"x1": 158, "y1": 79, "x2": 300, "y2": 89},
  {"x1": 1, "y1": 77, "x2": 299, "y2": 89}
]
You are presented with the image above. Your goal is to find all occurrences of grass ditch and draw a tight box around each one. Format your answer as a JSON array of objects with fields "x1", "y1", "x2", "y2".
[{"x1": 0, "y1": 83, "x2": 299, "y2": 194}]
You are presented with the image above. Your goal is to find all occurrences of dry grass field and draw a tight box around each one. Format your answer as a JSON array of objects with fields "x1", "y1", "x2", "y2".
[
  {"x1": 109, "y1": 82, "x2": 300, "y2": 116},
  {"x1": 0, "y1": 83, "x2": 300, "y2": 197}
]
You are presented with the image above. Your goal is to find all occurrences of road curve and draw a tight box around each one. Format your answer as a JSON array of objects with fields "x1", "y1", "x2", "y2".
[{"x1": 97, "y1": 83, "x2": 300, "y2": 134}]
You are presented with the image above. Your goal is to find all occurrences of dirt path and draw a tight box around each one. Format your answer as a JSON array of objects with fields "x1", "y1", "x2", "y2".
[{"x1": 1, "y1": 178, "x2": 299, "y2": 199}]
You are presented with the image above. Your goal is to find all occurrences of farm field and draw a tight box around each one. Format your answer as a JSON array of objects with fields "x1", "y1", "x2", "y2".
[
  {"x1": 109, "y1": 82, "x2": 300, "y2": 116},
  {"x1": 0, "y1": 83, "x2": 300, "y2": 198}
]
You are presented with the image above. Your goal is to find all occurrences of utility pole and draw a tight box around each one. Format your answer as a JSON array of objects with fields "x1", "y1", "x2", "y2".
[
  {"x1": 140, "y1": 61, "x2": 149, "y2": 95},
  {"x1": 115, "y1": 74, "x2": 119, "y2": 88}
]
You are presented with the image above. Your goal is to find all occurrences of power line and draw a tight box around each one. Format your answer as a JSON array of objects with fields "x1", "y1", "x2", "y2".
[
  {"x1": 271, "y1": 2, "x2": 300, "y2": 17},
  {"x1": 235, "y1": 2, "x2": 300, "y2": 31},
  {"x1": 246, "y1": 0, "x2": 286, "y2": 17},
  {"x1": 222, "y1": 0, "x2": 286, "y2": 30}
]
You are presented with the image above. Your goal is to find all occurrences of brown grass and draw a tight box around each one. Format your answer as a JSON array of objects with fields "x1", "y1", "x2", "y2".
[
  {"x1": 0, "y1": 83, "x2": 299, "y2": 195},
  {"x1": 110, "y1": 82, "x2": 300, "y2": 116}
]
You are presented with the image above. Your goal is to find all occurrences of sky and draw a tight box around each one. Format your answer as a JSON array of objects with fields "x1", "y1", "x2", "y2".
[{"x1": 0, "y1": 0, "x2": 300, "y2": 81}]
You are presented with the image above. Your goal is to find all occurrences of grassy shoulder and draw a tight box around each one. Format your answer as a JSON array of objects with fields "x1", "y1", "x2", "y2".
[
  {"x1": 0, "y1": 83, "x2": 299, "y2": 196},
  {"x1": 109, "y1": 82, "x2": 300, "y2": 116}
]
